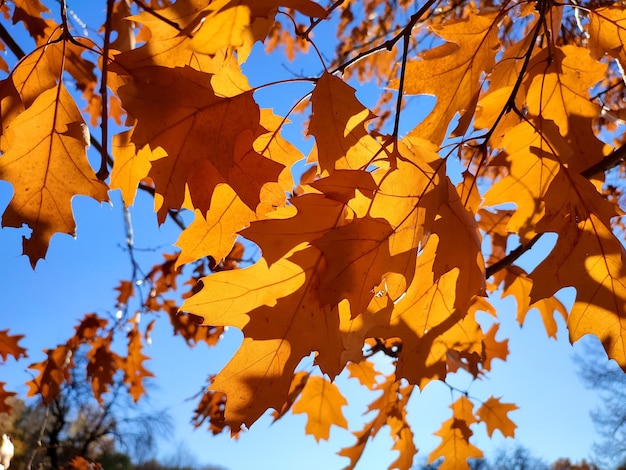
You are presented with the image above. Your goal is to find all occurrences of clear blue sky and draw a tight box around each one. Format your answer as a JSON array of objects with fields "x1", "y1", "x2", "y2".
[{"x1": 0, "y1": 1, "x2": 616, "y2": 469}]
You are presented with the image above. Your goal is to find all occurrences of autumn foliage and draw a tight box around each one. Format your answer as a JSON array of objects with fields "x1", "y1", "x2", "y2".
[{"x1": 1, "y1": 0, "x2": 626, "y2": 467}]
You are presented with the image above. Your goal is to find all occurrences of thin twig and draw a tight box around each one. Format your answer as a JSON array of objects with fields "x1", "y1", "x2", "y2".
[{"x1": 97, "y1": 0, "x2": 116, "y2": 181}]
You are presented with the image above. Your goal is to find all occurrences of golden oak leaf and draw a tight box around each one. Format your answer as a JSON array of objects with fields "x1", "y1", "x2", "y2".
[
  {"x1": 346, "y1": 360, "x2": 380, "y2": 390},
  {"x1": 108, "y1": 0, "x2": 135, "y2": 52},
  {"x1": 11, "y1": 0, "x2": 50, "y2": 42},
  {"x1": 0, "y1": 86, "x2": 108, "y2": 266},
  {"x1": 27, "y1": 345, "x2": 73, "y2": 404},
  {"x1": 451, "y1": 396, "x2": 478, "y2": 427},
  {"x1": 111, "y1": 0, "x2": 218, "y2": 71},
  {"x1": 292, "y1": 375, "x2": 348, "y2": 441},
  {"x1": 110, "y1": 129, "x2": 164, "y2": 207},
  {"x1": 182, "y1": 247, "x2": 343, "y2": 430},
  {"x1": 531, "y1": 213, "x2": 626, "y2": 367},
  {"x1": 365, "y1": 235, "x2": 482, "y2": 387},
  {"x1": 0, "y1": 329, "x2": 27, "y2": 361},
  {"x1": 338, "y1": 422, "x2": 375, "y2": 470},
  {"x1": 254, "y1": 109, "x2": 306, "y2": 213},
  {"x1": 12, "y1": 23, "x2": 98, "y2": 115},
  {"x1": 388, "y1": 415, "x2": 417, "y2": 470},
  {"x1": 589, "y1": 7, "x2": 626, "y2": 69},
  {"x1": 482, "y1": 120, "x2": 566, "y2": 243},
  {"x1": 308, "y1": 72, "x2": 382, "y2": 174},
  {"x1": 11, "y1": 46, "x2": 56, "y2": 108},
  {"x1": 314, "y1": 143, "x2": 447, "y2": 315},
  {"x1": 175, "y1": 184, "x2": 256, "y2": 268},
  {"x1": 529, "y1": 296, "x2": 568, "y2": 339},
  {"x1": 476, "y1": 396, "x2": 518, "y2": 438},
  {"x1": 242, "y1": 193, "x2": 347, "y2": 265},
  {"x1": 186, "y1": 0, "x2": 326, "y2": 59},
  {"x1": 118, "y1": 65, "x2": 282, "y2": 222},
  {"x1": 0, "y1": 79, "x2": 25, "y2": 152},
  {"x1": 86, "y1": 335, "x2": 123, "y2": 404},
  {"x1": 122, "y1": 322, "x2": 154, "y2": 402},
  {"x1": 526, "y1": 46, "x2": 605, "y2": 135},
  {"x1": 432, "y1": 180, "x2": 485, "y2": 312},
  {"x1": 428, "y1": 413, "x2": 483, "y2": 469},
  {"x1": 0, "y1": 383, "x2": 16, "y2": 414},
  {"x1": 499, "y1": 266, "x2": 567, "y2": 338},
  {"x1": 338, "y1": 375, "x2": 413, "y2": 470},
  {"x1": 399, "y1": 12, "x2": 500, "y2": 144},
  {"x1": 272, "y1": 371, "x2": 309, "y2": 422},
  {"x1": 481, "y1": 323, "x2": 508, "y2": 371}
]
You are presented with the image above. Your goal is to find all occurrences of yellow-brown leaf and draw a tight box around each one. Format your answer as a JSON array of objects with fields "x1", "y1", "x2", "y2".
[{"x1": 292, "y1": 375, "x2": 348, "y2": 441}]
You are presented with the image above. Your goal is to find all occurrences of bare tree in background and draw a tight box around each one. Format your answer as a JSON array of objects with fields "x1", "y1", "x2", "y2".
[
  {"x1": 6, "y1": 348, "x2": 172, "y2": 469},
  {"x1": 576, "y1": 339, "x2": 626, "y2": 469}
]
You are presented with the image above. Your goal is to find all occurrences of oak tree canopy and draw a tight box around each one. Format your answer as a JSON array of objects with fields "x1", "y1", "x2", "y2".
[{"x1": 1, "y1": 0, "x2": 626, "y2": 468}]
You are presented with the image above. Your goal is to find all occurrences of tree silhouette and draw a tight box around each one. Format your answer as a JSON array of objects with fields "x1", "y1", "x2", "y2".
[{"x1": 0, "y1": 0, "x2": 625, "y2": 468}]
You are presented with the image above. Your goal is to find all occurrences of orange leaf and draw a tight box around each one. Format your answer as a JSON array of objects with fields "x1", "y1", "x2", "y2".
[
  {"x1": 182, "y1": 247, "x2": 342, "y2": 430},
  {"x1": 175, "y1": 184, "x2": 256, "y2": 268},
  {"x1": 476, "y1": 396, "x2": 518, "y2": 438},
  {"x1": 428, "y1": 397, "x2": 483, "y2": 469},
  {"x1": 27, "y1": 345, "x2": 73, "y2": 403},
  {"x1": 122, "y1": 321, "x2": 154, "y2": 402},
  {"x1": 272, "y1": 371, "x2": 310, "y2": 422},
  {"x1": 526, "y1": 46, "x2": 605, "y2": 135},
  {"x1": 86, "y1": 335, "x2": 123, "y2": 404},
  {"x1": 292, "y1": 375, "x2": 348, "y2": 441},
  {"x1": 481, "y1": 323, "x2": 508, "y2": 371},
  {"x1": 118, "y1": 65, "x2": 282, "y2": 221},
  {"x1": 308, "y1": 72, "x2": 382, "y2": 174},
  {"x1": 185, "y1": 0, "x2": 326, "y2": 59},
  {"x1": 589, "y1": 7, "x2": 626, "y2": 68},
  {"x1": 0, "y1": 85, "x2": 108, "y2": 266},
  {"x1": 346, "y1": 360, "x2": 380, "y2": 390},
  {"x1": 398, "y1": 12, "x2": 500, "y2": 144},
  {"x1": 110, "y1": 129, "x2": 160, "y2": 207},
  {"x1": 0, "y1": 383, "x2": 16, "y2": 414},
  {"x1": 0, "y1": 330, "x2": 27, "y2": 362}
]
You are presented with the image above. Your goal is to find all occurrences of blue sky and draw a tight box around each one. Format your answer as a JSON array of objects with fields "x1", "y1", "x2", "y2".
[{"x1": 0, "y1": 1, "x2": 619, "y2": 469}]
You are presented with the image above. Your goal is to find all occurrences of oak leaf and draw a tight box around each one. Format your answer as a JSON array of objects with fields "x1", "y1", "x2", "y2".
[
  {"x1": 122, "y1": 321, "x2": 154, "y2": 402},
  {"x1": 308, "y1": 72, "x2": 382, "y2": 174},
  {"x1": 481, "y1": 324, "x2": 508, "y2": 372},
  {"x1": 272, "y1": 371, "x2": 310, "y2": 422},
  {"x1": 27, "y1": 345, "x2": 73, "y2": 404},
  {"x1": 185, "y1": 0, "x2": 326, "y2": 59},
  {"x1": 526, "y1": 46, "x2": 605, "y2": 135},
  {"x1": 398, "y1": 12, "x2": 500, "y2": 144},
  {"x1": 0, "y1": 86, "x2": 108, "y2": 266},
  {"x1": 0, "y1": 329, "x2": 27, "y2": 361},
  {"x1": 292, "y1": 375, "x2": 348, "y2": 441},
  {"x1": 476, "y1": 396, "x2": 518, "y2": 438},
  {"x1": 588, "y1": 7, "x2": 626, "y2": 69},
  {"x1": 428, "y1": 398, "x2": 483, "y2": 469},
  {"x1": 0, "y1": 383, "x2": 16, "y2": 414},
  {"x1": 346, "y1": 360, "x2": 380, "y2": 390},
  {"x1": 182, "y1": 247, "x2": 343, "y2": 430},
  {"x1": 87, "y1": 334, "x2": 123, "y2": 404},
  {"x1": 118, "y1": 65, "x2": 283, "y2": 222}
]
